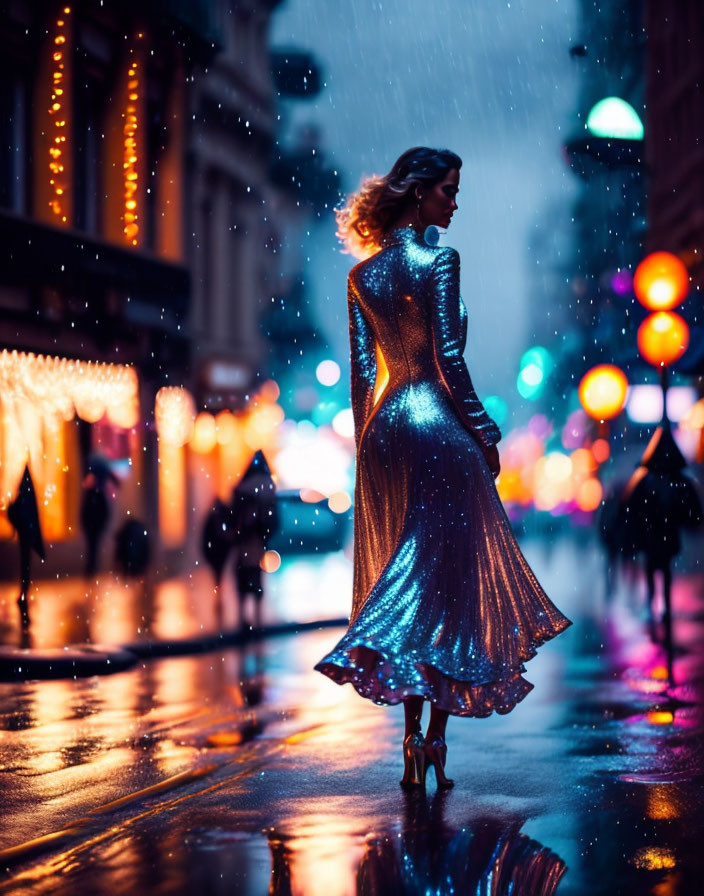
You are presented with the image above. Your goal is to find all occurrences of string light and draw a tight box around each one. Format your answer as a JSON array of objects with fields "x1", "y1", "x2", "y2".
[
  {"x1": 0, "y1": 350, "x2": 139, "y2": 428},
  {"x1": 48, "y1": 7, "x2": 71, "y2": 223},
  {"x1": 123, "y1": 53, "x2": 140, "y2": 245}
]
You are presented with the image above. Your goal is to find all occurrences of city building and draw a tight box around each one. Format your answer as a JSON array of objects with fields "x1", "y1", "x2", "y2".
[
  {"x1": 182, "y1": 3, "x2": 342, "y2": 567},
  {"x1": 532, "y1": 0, "x2": 646, "y2": 427},
  {"x1": 644, "y1": 1, "x2": 704, "y2": 287},
  {"x1": 0, "y1": 0, "x2": 213, "y2": 578},
  {"x1": 0, "y1": 0, "x2": 339, "y2": 581}
]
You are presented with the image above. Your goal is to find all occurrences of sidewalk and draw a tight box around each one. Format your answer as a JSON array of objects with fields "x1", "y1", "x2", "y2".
[{"x1": 0, "y1": 554, "x2": 351, "y2": 680}]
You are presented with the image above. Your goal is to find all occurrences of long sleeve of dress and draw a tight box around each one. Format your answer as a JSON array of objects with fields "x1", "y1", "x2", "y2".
[
  {"x1": 348, "y1": 273, "x2": 376, "y2": 449},
  {"x1": 430, "y1": 248, "x2": 501, "y2": 449}
]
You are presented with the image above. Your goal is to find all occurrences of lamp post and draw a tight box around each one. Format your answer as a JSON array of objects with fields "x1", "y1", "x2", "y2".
[
  {"x1": 622, "y1": 252, "x2": 701, "y2": 650},
  {"x1": 633, "y1": 251, "x2": 690, "y2": 427}
]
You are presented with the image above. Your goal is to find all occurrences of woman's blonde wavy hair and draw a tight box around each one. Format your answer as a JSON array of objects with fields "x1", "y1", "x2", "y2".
[{"x1": 335, "y1": 146, "x2": 462, "y2": 260}]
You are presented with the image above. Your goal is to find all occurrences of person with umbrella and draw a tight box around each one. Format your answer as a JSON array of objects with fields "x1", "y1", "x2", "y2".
[
  {"x1": 201, "y1": 498, "x2": 234, "y2": 588},
  {"x1": 622, "y1": 426, "x2": 703, "y2": 627},
  {"x1": 230, "y1": 450, "x2": 279, "y2": 633},
  {"x1": 7, "y1": 465, "x2": 45, "y2": 631}
]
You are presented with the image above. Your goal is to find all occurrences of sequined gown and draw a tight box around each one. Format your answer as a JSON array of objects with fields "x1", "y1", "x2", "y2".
[{"x1": 315, "y1": 226, "x2": 571, "y2": 717}]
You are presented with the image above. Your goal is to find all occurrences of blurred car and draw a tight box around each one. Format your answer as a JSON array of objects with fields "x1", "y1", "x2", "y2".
[{"x1": 267, "y1": 489, "x2": 351, "y2": 555}]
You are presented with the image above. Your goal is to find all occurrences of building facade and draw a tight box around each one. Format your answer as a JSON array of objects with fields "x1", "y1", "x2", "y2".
[
  {"x1": 645, "y1": 2, "x2": 704, "y2": 289},
  {"x1": 533, "y1": 0, "x2": 647, "y2": 426},
  {"x1": 0, "y1": 1, "x2": 211, "y2": 579},
  {"x1": 0, "y1": 0, "x2": 334, "y2": 580}
]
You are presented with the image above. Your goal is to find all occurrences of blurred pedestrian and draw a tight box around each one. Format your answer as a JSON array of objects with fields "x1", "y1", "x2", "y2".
[
  {"x1": 622, "y1": 426, "x2": 703, "y2": 626},
  {"x1": 114, "y1": 518, "x2": 151, "y2": 577},
  {"x1": 201, "y1": 498, "x2": 234, "y2": 587},
  {"x1": 80, "y1": 454, "x2": 120, "y2": 577},
  {"x1": 7, "y1": 465, "x2": 45, "y2": 631},
  {"x1": 597, "y1": 477, "x2": 630, "y2": 599},
  {"x1": 230, "y1": 450, "x2": 279, "y2": 633}
]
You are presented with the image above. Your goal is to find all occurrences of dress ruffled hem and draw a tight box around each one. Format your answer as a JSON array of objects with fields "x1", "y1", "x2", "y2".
[{"x1": 314, "y1": 619, "x2": 571, "y2": 718}]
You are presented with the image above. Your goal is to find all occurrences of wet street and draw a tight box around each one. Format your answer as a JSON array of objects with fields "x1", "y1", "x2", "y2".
[{"x1": 1, "y1": 537, "x2": 703, "y2": 896}]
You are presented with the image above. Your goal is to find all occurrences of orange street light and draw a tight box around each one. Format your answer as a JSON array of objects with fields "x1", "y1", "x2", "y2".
[
  {"x1": 633, "y1": 251, "x2": 689, "y2": 311},
  {"x1": 637, "y1": 310, "x2": 690, "y2": 429},
  {"x1": 637, "y1": 311, "x2": 690, "y2": 367},
  {"x1": 578, "y1": 364, "x2": 628, "y2": 421}
]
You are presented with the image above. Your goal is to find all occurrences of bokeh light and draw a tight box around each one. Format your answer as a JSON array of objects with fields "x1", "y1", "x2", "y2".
[
  {"x1": 299, "y1": 488, "x2": 326, "y2": 503},
  {"x1": 611, "y1": 268, "x2": 633, "y2": 295},
  {"x1": 274, "y1": 421, "x2": 352, "y2": 494},
  {"x1": 190, "y1": 412, "x2": 217, "y2": 454},
  {"x1": 517, "y1": 346, "x2": 553, "y2": 400},
  {"x1": 215, "y1": 410, "x2": 237, "y2": 445},
  {"x1": 680, "y1": 397, "x2": 704, "y2": 431},
  {"x1": 637, "y1": 311, "x2": 689, "y2": 366},
  {"x1": 634, "y1": 252, "x2": 688, "y2": 311},
  {"x1": 155, "y1": 386, "x2": 196, "y2": 447},
  {"x1": 561, "y1": 408, "x2": 589, "y2": 450},
  {"x1": 591, "y1": 438, "x2": 610, "y2": 463},
  {"x1": 578, "y1": 364, "x2": 628, "y2": 420},
  {"x1": 483, "y1": 394, "x2": 508, "y2": 427},
  {"x1": 316, "y1": 359, "x2": 341, "y2": 387},
  {"x1": 570, "y1": 447, "x2": 597, "y2": 477},
  {"x1": 332, "y1": 408, "x2": 355, "y2": 439},
  {"x1": 261, "y1": 550, "x2": 281, "y2": 573},
  {"x1": 576, "y1": 477, "x2": 603, "y2": 512},
  {"x1": 328, "y1": 491, "x2": 352, "y2": 514},
  {"x1": 626, "y1": 384, "x2": 695, "y2": 425}
]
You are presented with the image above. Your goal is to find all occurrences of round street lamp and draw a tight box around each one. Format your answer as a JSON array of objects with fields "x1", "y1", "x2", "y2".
[
  {"x1": 633, "y1": 251, "x2": 689, "y2": 312},
  {"x1": 564, "y1": 96, "x2": 644, "y2": 178},
  {"x1": 578, "y1": 364, "x2": 629, "y2": 423},
  {"x1": 586, "y1": 97, "x2": 644, "y2": 140},
  {"x1": 637, "y1": 312, "x2": 690, "y2": 368}
]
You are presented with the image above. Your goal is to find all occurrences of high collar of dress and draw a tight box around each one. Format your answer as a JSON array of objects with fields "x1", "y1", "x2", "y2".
[{"x1": 379, "y1": 225, "x2": 427, "y2": 248}]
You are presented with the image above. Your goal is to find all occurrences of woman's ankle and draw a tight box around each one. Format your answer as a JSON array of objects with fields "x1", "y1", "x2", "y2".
[{"x1": 425, "y1": 728, "x2": 446, "y2": 743}]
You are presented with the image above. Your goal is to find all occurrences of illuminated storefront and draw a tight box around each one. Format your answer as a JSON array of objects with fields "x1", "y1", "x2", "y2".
[{"x1": 0, "y1": 350, "x2": 140, "y2": 543}]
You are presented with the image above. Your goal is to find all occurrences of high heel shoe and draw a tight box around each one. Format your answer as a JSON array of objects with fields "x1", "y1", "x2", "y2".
[
  {"x1": 400, "y1": 732, "x2": 426, "y2": 789},
  {"x1": 423, "y1": 735, "x2": 454, "y2": 789}
]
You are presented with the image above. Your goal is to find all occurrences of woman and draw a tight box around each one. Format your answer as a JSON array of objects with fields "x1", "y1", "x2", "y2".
[{"x1": 314, "y1": 147, "x2": 571, "y2": 789}]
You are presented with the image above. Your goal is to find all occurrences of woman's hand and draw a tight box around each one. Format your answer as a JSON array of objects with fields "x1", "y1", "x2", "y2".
[{"x1": 482, "y1": 444, "x2": 501, "y2": 479}]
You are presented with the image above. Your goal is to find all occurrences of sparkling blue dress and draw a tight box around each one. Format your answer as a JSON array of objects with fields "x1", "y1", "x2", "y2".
[{"x1": 315, "y1": 225, "x2": 571, "y2": 717}]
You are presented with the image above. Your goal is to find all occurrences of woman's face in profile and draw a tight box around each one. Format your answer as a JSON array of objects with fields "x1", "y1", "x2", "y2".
[{"x1": 421, "y1": 168, "x2": 459, "y2": 229}]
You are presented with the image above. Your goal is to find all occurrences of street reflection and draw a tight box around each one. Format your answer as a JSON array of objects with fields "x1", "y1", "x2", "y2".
[
  {"x1": 267, "y1": 793, "x2": 566, "y2": 896},
  {"x1": 0, "y1": 638, "x2": 277, "y2": 856},
  {"x1": 0, "y1": 557, "x2": 350, "y2": 650}
]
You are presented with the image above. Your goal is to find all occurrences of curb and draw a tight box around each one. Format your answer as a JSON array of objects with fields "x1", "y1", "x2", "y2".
[
  {"x1": 0, "y1": 617, "x2": 348, "y2": 682},
  {"x1": 0, "y1": 645, "x2": 139, "y2": 681},
  {"x1": 124, "y1": 616, "x2": 348, "y2": 659}
]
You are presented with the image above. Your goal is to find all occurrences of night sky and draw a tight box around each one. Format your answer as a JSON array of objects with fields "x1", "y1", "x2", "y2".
[{"x1": 272, "y1": 0, "x2": 579, "y2": 420}]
